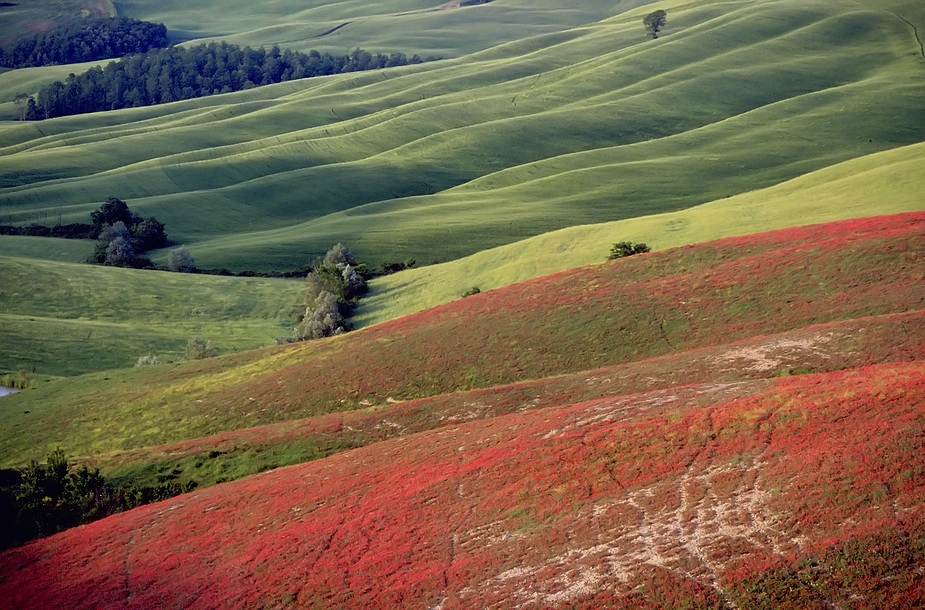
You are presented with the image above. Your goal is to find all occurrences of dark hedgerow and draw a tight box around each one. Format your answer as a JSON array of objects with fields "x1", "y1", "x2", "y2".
[{"x1": 22, "y1": 43, "x2": 427, "y2": 120}]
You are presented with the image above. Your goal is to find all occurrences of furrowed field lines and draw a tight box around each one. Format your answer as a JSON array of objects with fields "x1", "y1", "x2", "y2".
[
  {"x1": 2, "y1": 361, "x2": 922, "y2": 608},
  {"x1": 85, "y1": 310, "x2": 925, "y2": 491},
  {"x1": 115, "y1": 0, "x2": 626, "y2": 58},
  {"x1": 0, "y1": 213, "x2": 921, "y2": 465},
  {"x1": 1, "y1": 0, "x2": 923, "y2": 270}
]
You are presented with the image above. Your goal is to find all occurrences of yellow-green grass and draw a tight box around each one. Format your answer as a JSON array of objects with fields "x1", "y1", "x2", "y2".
[
  {"x1": 0, "y1": 212, "x2": 920, "y2": 467},
  {"x1": 0, "y1": 255, "x2": 306, "y2": 376},
  {"x1": 355, "y1": 140, "x2": 925, "y2": 326},
  {"x1": 113, "y1": 0, "x2": 637, "y2": 58},
  {"x1": 85, "y1": 309, "x2": 925, "y2": 491},
  {"x1": 1, "y1": 0, "x2": 923, "y2": 270},
  {"x1": 0, "y1": 234, "x2": 93, "y2": 261}
]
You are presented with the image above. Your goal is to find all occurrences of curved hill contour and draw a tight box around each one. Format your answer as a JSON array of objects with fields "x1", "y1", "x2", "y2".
[
  {"x1": 2, "y1": 361, "x2": 923, "y2": 608},
  {"x1": 1, "y1": 212, "x2": 922, "y2": 466},
  {"x1": 1, "y1": 0, "x2": 923, "y2": 270}
]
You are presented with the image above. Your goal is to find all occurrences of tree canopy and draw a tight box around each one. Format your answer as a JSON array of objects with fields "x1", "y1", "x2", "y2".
[
  {"x1": 0, "y1": 17, "x2": 168, "y2": 68},
  {"x1": 22, "y1": 43, "x2": 425, "y2": 120},
  {"x1": 643, "y1": 10, "x2": 667, "y2": 39}
]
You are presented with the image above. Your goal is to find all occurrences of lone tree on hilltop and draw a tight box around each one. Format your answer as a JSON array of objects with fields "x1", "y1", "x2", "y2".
[{"x1": 643, "y1": 9, "x2": 667, "y2": 39}]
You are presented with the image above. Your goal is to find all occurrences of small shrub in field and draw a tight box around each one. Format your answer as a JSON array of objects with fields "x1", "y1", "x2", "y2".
[
  {"x1": 608, "y1": 241, "x2": 651, "y2": 259},
  {"x1": 167, "y1": 246, "x2": 196, "y2": 272},
  {"x1": 296, "y1": 291, "x2": 346, "y2": 340},
  {"x1": 135, "y1": 355, "x2": 160, "y2": 366},
  {"x1": 186, "y1": 338, "x2": 217, "y2": 360},
  {"x1": 462, "y1": 287, "x2": 481, "y2": 298}
]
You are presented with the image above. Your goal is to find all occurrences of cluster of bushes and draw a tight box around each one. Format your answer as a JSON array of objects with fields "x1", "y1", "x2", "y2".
[
  {"x1": 375, "y1": 259, "x2": 417, "y2": 276},
  {"x1": 20, "y1": 42, "x2": 425, "y2": 120},
  {"x1": 608, "y1": 241, "x2": 651, "y2": 259},
  {"x1": 294, "y1": 243, "x2": 370, "y2": 340},
  {"x1": 88, "y1": 197, "x2": 167, "y2": 268},
  {"x1": 0, "y1": 17, "x2": 168, "y2": 69},
  {"x1": 0, "y1": 449, "x2": 194, "y2": 550},
  {"x1": 0, "y1": 197, "x2": 168, "y2": 268}
]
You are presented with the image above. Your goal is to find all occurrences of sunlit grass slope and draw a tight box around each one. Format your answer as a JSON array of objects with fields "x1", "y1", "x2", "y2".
[
  {"x1": 0, "y1": 213, "x2": 920, "y2": 466},
  {"x1": 0, "y1": 234, "x2": 92, "y2": 262},
  {"x1": 1, "y1": 0, "x2": 923, "y2": 270},
  {"x1": 355, "y1": 140, "x2": 925, "y2": 326},
  {"x1": 89, "y1": 310, "x2": 925, "y2": 492},
  {"x1": 3, "y1": 361, "x2": 923, "y2": 608},
  {"x1": 0, "y1": 256, "x2": 305, "y2": 376},
  {"x1": 116, "y1": 0, "x2": 641, "y2": 58}
]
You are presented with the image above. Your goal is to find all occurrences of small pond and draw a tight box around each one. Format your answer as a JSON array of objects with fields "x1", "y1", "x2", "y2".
[{"x1": 0, "y1": 386, "x2": 19, "y2": 397}]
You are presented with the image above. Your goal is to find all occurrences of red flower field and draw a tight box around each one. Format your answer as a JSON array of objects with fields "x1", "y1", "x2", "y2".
[
  {"x1": 3, "y1": 212, "x2": 922, "y2": 468},
  {"x1": 2, "y1": 362, "x2": 923, "y2": 608},
  {"x1": 1, "y1": 213, "x2": 922, "y2": 607}
]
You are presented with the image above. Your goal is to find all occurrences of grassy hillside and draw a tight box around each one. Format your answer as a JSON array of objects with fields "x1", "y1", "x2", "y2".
[
  {"x1": 3, "y1": 360, "x2": 922, "y2": 608},
  {"x1": 355, "y1": 140, "x2": 925, "y2": 326},
  {"x1": 0, "y1": 0, "x2": 920, "y2": 600},
  {"x1": 0, "y1": 256, "x2": 306, "y2": 376},
  {"x1": 1, "y1": 0, "x2": 923, "y2": 270},
  {"x1": 116, "y1": 0, "x2": 643, "y2": 58},
  {"x1": 1, "y1": 213, "x2": 920, "y2": 466},
  {"x1": 88, "y1": 310, "x2": 925, "y2": 491}
]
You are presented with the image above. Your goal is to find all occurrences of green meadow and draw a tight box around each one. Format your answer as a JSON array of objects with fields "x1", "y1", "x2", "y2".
[
  {"x1": 0, "y1": 0, "x2": 922, "y2": 577},
  {"x1": 0, "y1": 211, "x2": 920, "y2": 467},
  {"x1": 2, "y1": 0, "x2": 923, "y2": 272},
  {"x1": 0, "y1": 0, "x2": 921, "y2": 381},
  {"x1": 355, "y1": 140, "x2": 925, "y2": 326},
  {"x1": 0, "y1": 256, "x2": 306, "y2": 376}
]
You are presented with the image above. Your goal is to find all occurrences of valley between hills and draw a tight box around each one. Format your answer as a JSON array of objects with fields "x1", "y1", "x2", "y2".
[{"x1": 0, "y1": 0, "x2": 923, "y2": 607}]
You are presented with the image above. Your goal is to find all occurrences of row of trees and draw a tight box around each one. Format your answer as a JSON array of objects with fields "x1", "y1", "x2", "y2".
[
  {"x1": 0, "y1": 17, "x2": 168, "y2": 68},
  {"x1": 19, "y1": 42, "x2": 425, "y2": 120},
  {"x1": 0, "y1": 449, "x2": 194, "y2": 550}
]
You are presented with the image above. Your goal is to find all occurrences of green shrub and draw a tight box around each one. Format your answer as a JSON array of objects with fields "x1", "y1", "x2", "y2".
[
  {"x1": 186, "y1": 338, "x2": 217, "y2": 360},
  {"x1": 608, "y1": 241, "x2": 651, "y2": 259}
]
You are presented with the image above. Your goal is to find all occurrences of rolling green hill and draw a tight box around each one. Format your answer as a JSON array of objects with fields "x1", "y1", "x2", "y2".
[
  {"x1": 116, "y1": 0, "x2": 644, "y2": 58},
  {"x1": 355, "y1": 140, "x2": 925, "y2": 326},
  {"x1": 0, "y1": 0, "x2": 921, "y2": 601},
  {"x1": 1, "y1": 0, "x2": 923, "y2": 272},
  {"x1": 1, "y1": 213, "x2": 920, "y2": 468},
  {"x1": 0, "y1": 256, "x2": 305, "y2": 376}
]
